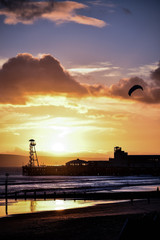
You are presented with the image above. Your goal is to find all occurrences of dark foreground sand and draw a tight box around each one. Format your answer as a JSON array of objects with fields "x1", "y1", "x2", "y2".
[{"x1": 0, "y1": 199, "x2": 160, "y2": 240}]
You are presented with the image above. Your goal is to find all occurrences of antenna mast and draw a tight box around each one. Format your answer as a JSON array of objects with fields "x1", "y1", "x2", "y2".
[{"x1": 29, "y1": 139, "x2": 39, "y2": 167}]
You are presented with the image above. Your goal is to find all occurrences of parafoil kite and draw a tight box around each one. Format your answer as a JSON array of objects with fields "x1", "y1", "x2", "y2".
[{"x1": 128, "y1": 85, "x2": 143, "y2": 96}]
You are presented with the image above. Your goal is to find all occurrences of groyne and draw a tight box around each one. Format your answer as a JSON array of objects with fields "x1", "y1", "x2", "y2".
[{"x1": 1, "y1": 189, "x2": 160, "y2": 202}]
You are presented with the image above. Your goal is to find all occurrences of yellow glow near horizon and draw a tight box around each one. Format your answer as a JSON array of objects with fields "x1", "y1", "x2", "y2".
[{"x1": 0, "y1": 93, "x2": 160, "y2": 158}]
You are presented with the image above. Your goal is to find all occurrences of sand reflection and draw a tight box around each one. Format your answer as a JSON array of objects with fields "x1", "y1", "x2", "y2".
[{"x1": 0, "y1": 199, "x2": 108, "y2": 217}]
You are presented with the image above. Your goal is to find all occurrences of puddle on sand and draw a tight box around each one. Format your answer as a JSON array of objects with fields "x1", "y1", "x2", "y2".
[{"x1": 0, "y1": 199, "x2": 120, "y2": 218}]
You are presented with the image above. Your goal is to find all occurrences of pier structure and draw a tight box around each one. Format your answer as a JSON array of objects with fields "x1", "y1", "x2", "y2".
[{"x1": 23, "y1": 142, "x2": 160, "y2": 176}]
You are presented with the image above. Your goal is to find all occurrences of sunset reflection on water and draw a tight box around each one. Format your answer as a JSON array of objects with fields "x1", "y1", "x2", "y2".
[{"x1": 0, "y1": 199, "x2": 110, "y2": 218}]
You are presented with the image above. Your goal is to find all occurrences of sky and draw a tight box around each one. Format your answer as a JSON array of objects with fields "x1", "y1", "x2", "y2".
[{"x1": 0, "y1": 0, "x2": 160, "y2": 163}]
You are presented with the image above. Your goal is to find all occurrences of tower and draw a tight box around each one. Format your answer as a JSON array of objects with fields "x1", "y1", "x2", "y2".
[{"x1": 29, "y1": 139, "x2": 39, "y2": 167}]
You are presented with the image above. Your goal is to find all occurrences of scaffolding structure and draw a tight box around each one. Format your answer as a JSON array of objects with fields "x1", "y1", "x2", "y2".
[{"x1": 28, "y1": 139, "x2": 39, "y2": 167}]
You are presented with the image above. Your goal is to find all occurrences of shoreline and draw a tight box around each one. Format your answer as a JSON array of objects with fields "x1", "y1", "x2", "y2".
[
  {"x1": 1, "y1": 189, "x2": 160, "y2": 218},
  {"x1": 1, "y1": 199, "x2": 160, "y2": 239}
]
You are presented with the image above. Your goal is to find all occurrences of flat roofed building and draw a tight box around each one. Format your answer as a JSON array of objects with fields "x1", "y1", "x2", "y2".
[
  {"x1": 109, "y1": 146, "x2": 160, "y2": 168},
  {"x1": 66, "y1": 159, "x2": 88, "y2": 167}
]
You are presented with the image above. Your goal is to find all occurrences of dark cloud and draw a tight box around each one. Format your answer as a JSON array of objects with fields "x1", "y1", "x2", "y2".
[
  {"x1": 0, "y1": 0, "x2": 54, "y2": 22},
  {"x1": 86, "y1": 74, "x2": 160, "y2": 104},
  {"x1": 0, "y1": 0, "x2": 28, "y2": 9},
  {"x1": 0, "y1": 0, "x2": 54, "y2": 9},
  {"x1": 0, "y1": 53, "x2": 88, "y2": 104},
  {"x1": 151, "y1": 62, "x2": 160, "y2": 86},
  {"x1": 108, "y1": 76, "x2": 160, "y2": 104},
  {"x1": 85, "y1": 77, "x2": 146, "y2": 99},
  {"x1": 122, "y1": 8, "x2": 132, "y2": 15},
  {"x1": 0, "y1": 0, "x2": 106, "y2": 27}
]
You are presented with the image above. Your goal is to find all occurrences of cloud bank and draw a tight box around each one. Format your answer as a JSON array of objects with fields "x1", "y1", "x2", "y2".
[
  {"x1": 87, "y1": 74, "x2": 160, "y2": 104},
  {"x1": 0, "y1": 53, "x2": 88, "y2": 104},
  {"x1": 106, "y1": 77, "x2": 160, "y2": 104},
  {"x1": 151, "y1": 62, "x2": 160, "y2": 86},
  {"x1": 0, "y1": 53, "x2": 160, "y2": 104},
  {"x1": 0, "y1": 0, "x2": 106, "y2": 27}
]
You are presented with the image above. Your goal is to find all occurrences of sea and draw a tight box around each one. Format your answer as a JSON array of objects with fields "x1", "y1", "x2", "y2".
[{"x1": 0, "y1": 167, "x2": 160, "y2": 217}]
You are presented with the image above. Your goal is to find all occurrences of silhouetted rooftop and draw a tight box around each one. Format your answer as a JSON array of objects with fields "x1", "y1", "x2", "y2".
[{"x1": 66, "y1": 159, "x2": 88, "y2": 166}]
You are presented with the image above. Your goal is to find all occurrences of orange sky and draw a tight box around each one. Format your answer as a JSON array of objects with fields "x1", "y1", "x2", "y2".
[
  {"x1": 0, "y1": 54, "x2": 160, "y2": 160},
  {"x1": 1, "y1": 1, "x2": 160, "y2": 164}
]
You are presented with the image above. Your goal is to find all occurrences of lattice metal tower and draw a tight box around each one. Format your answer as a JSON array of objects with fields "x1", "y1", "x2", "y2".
[{"x1": 29, "y1": 139, "x2": 39, "y2": 167}]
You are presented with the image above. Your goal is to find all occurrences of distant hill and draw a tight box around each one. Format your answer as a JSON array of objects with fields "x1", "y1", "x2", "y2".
[
  {"x1": 0, "y1": 154, "x2": 27, "y2": 167},
  {"x1": 0, "y1": 154, "x2": 75, "y2": 167},
  {"x1": 0, "y1": 152, "x2": 108, "y2": 167}
]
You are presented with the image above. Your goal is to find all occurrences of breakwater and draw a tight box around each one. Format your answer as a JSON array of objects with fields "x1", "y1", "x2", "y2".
[{"x1": 1, "y1": 189, "x2": 160, "y2": 202}]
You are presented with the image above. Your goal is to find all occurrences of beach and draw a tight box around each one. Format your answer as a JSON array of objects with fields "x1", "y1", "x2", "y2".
[
  {"x1": 1, "y1": 199, "x2": 160, "y2": 240},
  {"x1": 1, "y1": 174, "x2": 160, "y2": 239}
]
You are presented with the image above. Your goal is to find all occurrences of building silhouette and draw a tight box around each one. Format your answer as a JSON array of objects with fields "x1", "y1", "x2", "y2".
[{"x1": 23, "y1": 146, "x2": 160, "y2": 176}]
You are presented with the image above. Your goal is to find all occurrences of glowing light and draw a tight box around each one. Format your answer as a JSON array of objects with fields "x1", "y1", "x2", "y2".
[{"x1": 52, "y1": 142, "x2": 66, "y2": 153}]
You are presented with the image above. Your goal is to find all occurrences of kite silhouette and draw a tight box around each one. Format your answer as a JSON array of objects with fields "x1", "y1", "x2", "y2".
[{"x1": 128, "y1": 85, "x2": 143, "y2": 96}]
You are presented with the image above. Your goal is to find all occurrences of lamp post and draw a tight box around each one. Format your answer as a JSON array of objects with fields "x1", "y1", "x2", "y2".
[{"x1": 5, "y1": 173, "x2": 9, "y2": 215}]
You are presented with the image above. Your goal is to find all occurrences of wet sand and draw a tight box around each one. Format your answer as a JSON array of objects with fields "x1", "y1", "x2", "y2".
[{"x1": 0, "y1": 199, "x2": 160, "y2": 240}]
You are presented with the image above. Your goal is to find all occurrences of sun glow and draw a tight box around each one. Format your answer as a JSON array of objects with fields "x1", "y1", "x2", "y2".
[{"x1": 52, "y1": 142, "x2": 66, "y2": 153}]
